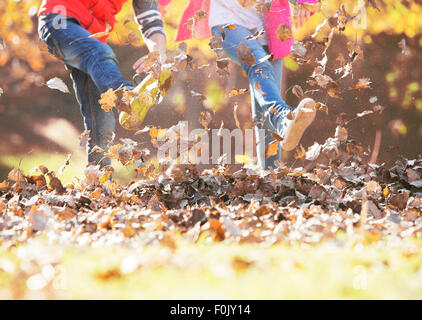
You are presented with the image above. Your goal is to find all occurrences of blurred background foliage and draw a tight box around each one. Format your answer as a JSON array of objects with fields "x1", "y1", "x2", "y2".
[{"x1": 0, "y1": 0, "x2": 421, "y2": 183}]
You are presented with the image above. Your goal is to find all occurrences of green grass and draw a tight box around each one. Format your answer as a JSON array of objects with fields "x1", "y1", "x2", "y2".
[{"x1": 1, "y1": 238, "x2": 422, "y2": 299}]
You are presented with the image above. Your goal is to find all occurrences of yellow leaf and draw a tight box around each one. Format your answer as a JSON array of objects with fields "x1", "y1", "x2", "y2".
[
  {"x1": 99, "y1": 88, "x2": 117, "y2": 112},
  {"x1": 266, "y1": 140, "x2": 279, "y2": 158}
]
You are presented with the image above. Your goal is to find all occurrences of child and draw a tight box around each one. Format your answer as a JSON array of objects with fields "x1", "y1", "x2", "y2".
[
  {"x1": 38, "y1": 0, "x2": 167, "y2": 166},
  {"x1": 173, "y1": 0, "x2": 318, "y2": 169}
]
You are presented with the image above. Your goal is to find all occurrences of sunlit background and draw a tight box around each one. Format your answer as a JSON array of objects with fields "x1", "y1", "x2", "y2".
[{"x1": 0, "y1": 0, "x2": 421, "y2": 184}]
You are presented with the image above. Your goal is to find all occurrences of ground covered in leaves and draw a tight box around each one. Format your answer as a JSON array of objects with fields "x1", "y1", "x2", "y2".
[
  {"x1": 1, "y1": 1, "x2": 421, "y2": 299},
  {"x1": 0, "y1": 131, "x2": 421, "y2": 298}
]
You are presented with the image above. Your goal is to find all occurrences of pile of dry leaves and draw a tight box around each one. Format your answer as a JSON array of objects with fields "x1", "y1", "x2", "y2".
[
  {"x1": 0, "y1": 128, "x2": 421, "y2": 248},
  {"x1": 1, "y1": 1, "x2": 420, "y2": 249}
]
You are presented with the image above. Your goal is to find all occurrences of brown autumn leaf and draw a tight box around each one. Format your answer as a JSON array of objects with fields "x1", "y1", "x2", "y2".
[
  {"x1": 233, "y1": 103, "x2": 241, "y2": 129},
  {"x1": 276, "y1": 24, "x2": 292, "y2": 42},
  {"x1": 232, "y1": 256, "x2": 254, "y2": 271},
  {"x1": 89, "y1": 188, "x2": 101, "y2": 200},
  {"x1": 237, "y1": 0, "x2": 256, "y2": 9},
  {"x1": 347, "y1": 41, "x2": 363, "y2": 61},
  {"x1": 47, "y1": 173, "x2": 65, "y2": 194},
  {"x1": 104, "y1": 144, "x2": 123, "y2": 159},
  {"x1": 122, "y1": 226, "x2": 136, "y2": 238},
  {"x1": 194, "y1": 9, "x2": 208, "y2": 21},
  {"x1": 127, "y1": 30, "x2": 141, "y2": 46},
  {"x1": 79, "y1": 130, "x2": 90, "y2": 147},
  {"x1": 91, "y1": 146, "x2": 105, "y2": 154},
  {"x1": 209, "y1": 33, "x2": 223, "y2": 55},
  {"x1": 326, "y1": 81, "x2": 340, "y2": 98},
  {"x1": 237, "y1": 42, "x2": 255, "y2": 66},
  {"x1": 229, "y1": 87, "x2": 248, "y2": 97},
  {"x1": 294, "y1": 144, "x2": 306, "y2": 159},
  {"x1": 99, "y1": 88, "x2": 117, "y2": 112},
  {"x1": 206, "y1": 219, "x2": 225, "y2": 241},
  {"x1": 292, "y1": 85, "x2": 304, "y2": 99},
  {"x1": 0, "y1": 181, "x2": 9, "y2": 192},
  {"x1": 199, "y1": 111, "x2": 212, "y2": 130},
  {"x1": 269, "y1": 130, "x2": 284, "y2": 142},
  {"x1": 266, "y1": 140, "x2": 279, "y2": 158},
  {"x1": 367, "y1": 180, "x2": 382, "y2": 194},
  {"x1": 256, "y1": 2, "x2": 272, "y2": 13},
  {"x1": 149, "y1": 126, "x2": 167, "y2": 140},
  {"x1": 141, "y1": 51, "x2": 161, "y2": 70},
  {"x1": 315, "y1": 102, "x2": 328, "y2": 114},
  {"x1": 8, "y1": 168, "x2": 25, "y2": 183},
  {"x1": 216, "y1": 58, "x2": 230, "y2": 76},
  {"x1": 355, "y1": 78, "x2": 371, "y2": 90},
  {"x1": 335, "y1": 126, "x2": 348, "y2": 142}
]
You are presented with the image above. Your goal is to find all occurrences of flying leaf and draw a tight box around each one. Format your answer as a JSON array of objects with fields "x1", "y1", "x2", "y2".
[
  {"x1": 199, "y1": 111, "x2": 212, "y2": 130},
  {"x1": 79, "y1": 130, "x2": 90, "y2": 147},
  {"x1": 229, "y1": 87, "x2": 248, "y2": 97},
  {"x1": 238, "y1": 0, "x2": 256, "y2": 9},
  {"x1": 99, "y1": 88, "x2": 117, "y2": 112},
  {"x1": 237, "y1": 42, "x2": 255, "y2": 66},
  {"x1": 194, "y1": 10, "x2": 208, "y2": 21},
  {"x1": 58, "y1": 154, "x2": 72, "y2": 176},
  {"x1": 233, "y1": 103, "x2": 241, "y2": 129},
  {"x1": 355, "y1": 78, "x2": 371, "y2": 90},
  {"x1": 46, "y1": 77, "x2": 70, "y2": 93},
  {"x1": 292, "y1": 85, "x2": 304, "y2": 99},
  {"x1": 276, "y1": 24, "x2": 292, "y2": 42},
  {"x1": 266, "y1": 140, "x2": 279, "y2": 158},
  {"x1": 88, "y1": 22, "x2": 111, "y2": 39}
]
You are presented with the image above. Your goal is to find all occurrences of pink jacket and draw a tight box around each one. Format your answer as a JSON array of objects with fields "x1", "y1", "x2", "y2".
[{"x1": 161, "y1": 0, "x2": 317, "y2": 60}]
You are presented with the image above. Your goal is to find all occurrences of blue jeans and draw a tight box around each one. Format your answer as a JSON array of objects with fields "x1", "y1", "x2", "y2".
[
  {"x1": 211, "y1": 25, "x2": 293, "y2": 169},
  {"x1": 38, "y1": 14, "x2": 133, "y2": 166}
]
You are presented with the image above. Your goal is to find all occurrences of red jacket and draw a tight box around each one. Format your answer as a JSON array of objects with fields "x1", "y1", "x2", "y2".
[{"x1": 38, "y1": 0, "x2": 127, "y2": 42}]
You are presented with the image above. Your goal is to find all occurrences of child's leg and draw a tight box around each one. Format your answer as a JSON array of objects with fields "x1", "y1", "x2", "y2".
[
  {"x1": 70, "y1": 68, "x2": 115, "y2": 167},
  {"x1": 38, "y1": 14, "x2": 132, "y2": 165},
  {"x1": 211, "y1": 25, "x2": 291, "y2": 168},
  {"x1": 38, "y1": 14, "x2": 133, "y2": 92},
  {"x1": 251, "y1": 59, "x2": 283, "y2": 169},
  {"x1": 211, "y1": 25, "x2": 291, "y2": 118}
]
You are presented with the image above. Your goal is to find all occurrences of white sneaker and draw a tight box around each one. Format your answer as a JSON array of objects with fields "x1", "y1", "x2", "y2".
[{"x1": 281, "y1": 98, "x2": 317, "y2": 151}]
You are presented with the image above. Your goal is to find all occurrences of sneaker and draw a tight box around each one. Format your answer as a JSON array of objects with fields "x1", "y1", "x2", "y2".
[
  {"x1": 280, "y1": 97, "x2": 317, "y2": 151},
  {"x1": 119, "y1": 69, "x2": 173, "y2": 130}
]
